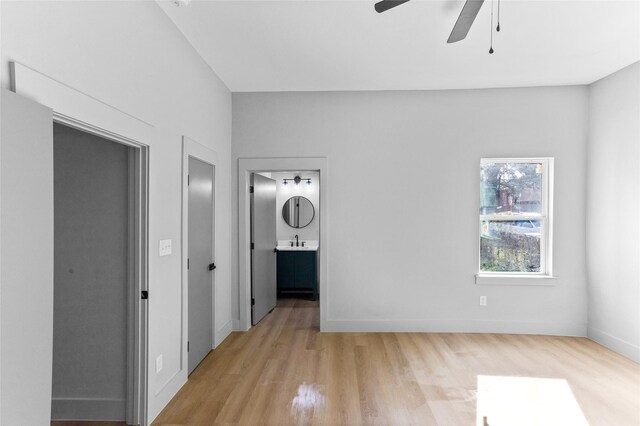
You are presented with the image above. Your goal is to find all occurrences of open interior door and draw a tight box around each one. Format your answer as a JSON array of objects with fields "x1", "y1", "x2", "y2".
[
  {"x1": 1, "y1": 90, "x2": 54, "y2": 425},
  {"x1": 250, "y1": 173, "x2": 277, "y2": 325}
]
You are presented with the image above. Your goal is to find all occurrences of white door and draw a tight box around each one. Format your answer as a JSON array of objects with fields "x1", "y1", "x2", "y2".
[
  {"x1": 0, "y1": 90, "x2": 54, "y2": 425},
  {"x1": 250, "y1": 173, "x2": 277, "y2": 325},
  {"x1": 188, "y1": 157, "x2": 215, "y2": 374}
]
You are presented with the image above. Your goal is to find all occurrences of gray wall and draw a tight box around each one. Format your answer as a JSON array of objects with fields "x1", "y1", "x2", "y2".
[
  {"x1": 52, "y1": 123, "x2": 130, "y2": 419},
  {"x1": 233, "y1": 86, "x2": 589, "y2": 334},
  {"x1": 587, "y1": 61, "x2": 640, "y2": 362}
]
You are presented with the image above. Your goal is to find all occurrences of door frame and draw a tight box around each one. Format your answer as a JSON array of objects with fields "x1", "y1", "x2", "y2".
[
  {"x1": 181, "y1": 137, "x2": 219, "y2": 376},
  {"x1": 238, "y1": 158, "x2": 328, "y2": 331},
  {"x1": 11, "y1": 61, "x2": 151, "y2": 425},
  {"x1": 52, "y1": 118, "x2": 149, "y2": 424}
]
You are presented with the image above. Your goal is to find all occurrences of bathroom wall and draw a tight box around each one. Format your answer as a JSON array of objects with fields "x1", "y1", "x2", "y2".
[
  {"x1": 587, "y1": 61, "x2": 640, "y2": 362},
  {"x1": 273, "y1": 172, "x2": 320, "y2": 243},
  {"x1": 1, "y1": 1, "x2": 233, "y2": 421},
  {"x1": 233, "y1": 86, "x2": 589, "y2": 334}
]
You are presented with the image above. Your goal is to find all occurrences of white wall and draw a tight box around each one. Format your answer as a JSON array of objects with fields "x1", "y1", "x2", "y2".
[
  {"x1": 1, "y1": 1, "x2": 233, "y2": 422},
  {"x1": 273, "y1": 171, "x2": 320, "y2": 242},
  {"x1": 233, "y1": 87, "x2": 589, "y2": 334},
  {"x1": 587, "y1": 61, "x2": 640, "y2": 362}
]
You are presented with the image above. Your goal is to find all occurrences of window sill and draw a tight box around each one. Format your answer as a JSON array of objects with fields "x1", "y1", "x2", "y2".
[{"x1": 475, "y1": 274, "x2": 558, "y2": 286}]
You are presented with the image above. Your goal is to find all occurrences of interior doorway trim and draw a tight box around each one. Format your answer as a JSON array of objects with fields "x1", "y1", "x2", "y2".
[
  {"x1": 238, "y1": 158, "x2": 328, "y2": 331},
  {"x1": 181, "y1": 137, "x2": 219, "y2": 375},
  {"x1": 10, "y1": 61, "x2": 154, "y2": 143},
  {"x1": 11, "y1": 61, "x2": 151, "y2": 426}
]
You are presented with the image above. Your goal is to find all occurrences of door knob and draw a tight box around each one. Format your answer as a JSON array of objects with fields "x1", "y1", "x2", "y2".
[{"x1": 208, "y1": 263, "x2": 216, "y2": 271}]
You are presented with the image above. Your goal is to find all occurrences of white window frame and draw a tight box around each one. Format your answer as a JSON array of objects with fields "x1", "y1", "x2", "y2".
[{"x1": 477, "y1": 157, "x2": 554, "y2": 283}]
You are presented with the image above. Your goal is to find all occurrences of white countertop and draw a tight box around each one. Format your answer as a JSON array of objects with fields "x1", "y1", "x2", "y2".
[{"x1": 277, "y1": 240, "x2": 319, "y2": 251}]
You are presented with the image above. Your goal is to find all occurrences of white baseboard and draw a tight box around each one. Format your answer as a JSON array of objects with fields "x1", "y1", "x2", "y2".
[
  {"x1": 148, "y1": 319, "x2": 235, "y2": 423},
  {"x1": 51, "y1": 397, "x2": 125, "y2": 421},
  {"x1": 148, "y1": 320, "x2": 234, "y2": 423},
  {"x1": 215, "y1": 320, "x2": 233, "y2": 347},
  {"x1": 149, "y1": 369, "x2": 186, "y2": 424},
  {"x1": 588, "y1": 326, "x2": 640, "y2": 363},
  {"x1": 324, "y1": 318, "x2": 587, "y2": 336},
  {"x1": 232, "y1": 318, "x2": 241, "y2": 331}
]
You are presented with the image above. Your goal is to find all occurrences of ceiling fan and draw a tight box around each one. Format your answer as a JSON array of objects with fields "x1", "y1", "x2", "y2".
[{"x1": 374, "y1": 0, "x2": 488, "y2": 44}]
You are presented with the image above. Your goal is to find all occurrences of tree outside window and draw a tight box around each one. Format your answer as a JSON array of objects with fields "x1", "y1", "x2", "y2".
[{"x1": 479, "y1": 159, "x2": 552, "y2": 274}]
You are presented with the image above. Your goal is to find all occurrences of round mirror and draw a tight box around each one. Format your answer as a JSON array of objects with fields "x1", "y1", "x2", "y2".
[{"x1": 282, "y1": 196, "x2": 315, "y2": 228}]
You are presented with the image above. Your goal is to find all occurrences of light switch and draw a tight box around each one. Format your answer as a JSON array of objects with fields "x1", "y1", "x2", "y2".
[{"x1": 159, "y1": 239, "x2": 172, "y2": 256}]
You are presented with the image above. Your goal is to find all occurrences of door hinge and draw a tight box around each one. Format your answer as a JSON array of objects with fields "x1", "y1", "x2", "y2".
[
  {"x1": 250, "y1": 185, "x2": 254, "y2": 193},
  {"x1": 251, "y1": 242, "x2": 255, "y2": 250},
  {"x1": 187, "y1": 258, "x2": 190, "y2": 269},
  {"x1": 187, "y1": 174, "x2": 190, "y2": 186},
  {"x1": 141, "y1": 290, "x2": 148, "y2": 300},
  {"x1": 251, "y1": 298, "x2": 255, "y2": 306},
  {"x1": 187, "y1": 341, "x2": 189, "y2": 352}
]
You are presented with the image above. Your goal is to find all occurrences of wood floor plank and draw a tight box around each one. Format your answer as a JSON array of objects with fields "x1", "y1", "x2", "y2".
[{"x1": 152, "y1": 298, "x2": 640, "y2": 426}]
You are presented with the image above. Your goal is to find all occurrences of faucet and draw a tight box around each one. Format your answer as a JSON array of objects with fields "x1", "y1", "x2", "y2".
[{"x1": 295, "y1": 235, "x2": 299, "y2": 247}]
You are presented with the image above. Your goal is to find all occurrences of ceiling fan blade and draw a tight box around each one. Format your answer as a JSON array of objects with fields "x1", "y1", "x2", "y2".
[
  {"x1": 447, "y1": 0, "x2": 485, "y2": 43},
  {"x1": 374, "y1": 0, "x2": 410, "y2": 13}
]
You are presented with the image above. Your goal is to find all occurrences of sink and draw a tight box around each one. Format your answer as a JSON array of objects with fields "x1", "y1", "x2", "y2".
[
  {"x1": 276, "y1": 245, "x2": 318, "y2": 251},
  {"x1": 276, "y1": 240, "x2": 319, "y2": 251}
]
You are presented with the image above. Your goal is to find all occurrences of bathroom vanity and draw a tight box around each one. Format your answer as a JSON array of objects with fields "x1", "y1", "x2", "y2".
[{"x1": 276, "y1": 242, "x2": 318, "y2": 300}]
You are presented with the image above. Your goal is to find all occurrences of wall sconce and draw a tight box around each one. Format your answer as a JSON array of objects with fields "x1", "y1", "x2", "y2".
[{"x1": 283, "y1": 176, "x2": 311, "y2": 186}]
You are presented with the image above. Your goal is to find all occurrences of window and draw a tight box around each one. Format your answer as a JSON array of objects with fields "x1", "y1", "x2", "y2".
[{"x1": 479, "y1": 158, "x2": 553, "y2": 276}]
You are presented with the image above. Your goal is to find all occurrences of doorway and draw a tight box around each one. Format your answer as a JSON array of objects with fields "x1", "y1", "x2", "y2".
[
  {"x1": 5, "y1": 65, "x2": 150, "y2": 425},
  {"x1": 238, "y1": 158, "x2": 328, "y2": 332},
  {"x1": 250, "y1": 171, "x2": 319, "y2": 326},
  {"x1": 51, "y1": 123, "x2": 147, "y2": 424}
]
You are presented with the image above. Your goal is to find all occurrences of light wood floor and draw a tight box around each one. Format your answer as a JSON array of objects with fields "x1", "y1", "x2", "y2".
[{"x1": 153, "y1": 298, "x2": 640, "y2": 425}]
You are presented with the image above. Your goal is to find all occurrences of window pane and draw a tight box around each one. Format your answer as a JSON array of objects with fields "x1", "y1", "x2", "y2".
[
  {"x1": 480, "y1": 162, "x2": 543, "y2": 215},
  {"x1": 480, "y1": 220, "x2": 541, "y2": 272}
]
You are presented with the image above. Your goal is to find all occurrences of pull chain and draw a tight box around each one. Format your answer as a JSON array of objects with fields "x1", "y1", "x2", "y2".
[
  {"x1": 489, "y1": 0, "x2": 494, "y2": 54},
  {"x1": 497, "y1": 0, "x2": 501, "y2": 32}
]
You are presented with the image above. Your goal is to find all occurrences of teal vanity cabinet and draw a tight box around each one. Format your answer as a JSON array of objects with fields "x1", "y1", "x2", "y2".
[{"x1": 276, "y1": 250, "x2": 318, "y2": 300}]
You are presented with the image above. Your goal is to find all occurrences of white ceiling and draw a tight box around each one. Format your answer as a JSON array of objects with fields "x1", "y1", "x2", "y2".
[{"x1": 158, "y1": 0, "x2": 640, "y2": 92}]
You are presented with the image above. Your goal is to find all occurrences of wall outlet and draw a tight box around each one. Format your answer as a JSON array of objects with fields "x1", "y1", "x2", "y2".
[
  {"x1": 159, "y1": 239, "x2": 172, "y2": 256},
  {"x1": 479, "y1": 296, "x2": 487, "y2": 306},
  {"x1": 156, "y1": 354, "x2": 163, "y2": 373}
]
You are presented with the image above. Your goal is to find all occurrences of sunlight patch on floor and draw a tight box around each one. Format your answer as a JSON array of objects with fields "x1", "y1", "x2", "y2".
[{"x1": 476, "y1": 375, "x2": 588, "y2": 426}]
